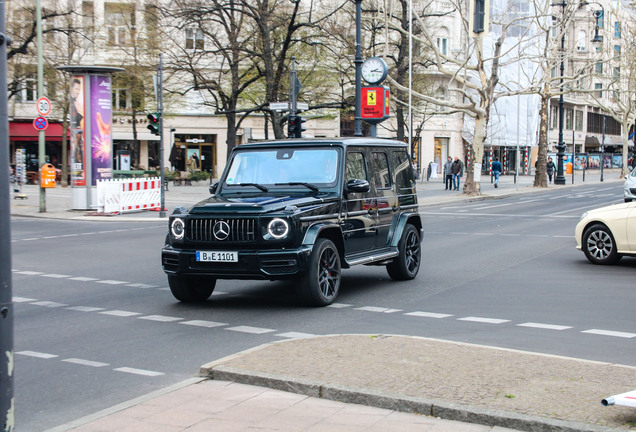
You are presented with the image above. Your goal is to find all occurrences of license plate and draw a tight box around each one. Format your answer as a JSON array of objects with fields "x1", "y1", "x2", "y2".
[{"x1": 196, "y1": 251, "x2": 238, "y2": 263}]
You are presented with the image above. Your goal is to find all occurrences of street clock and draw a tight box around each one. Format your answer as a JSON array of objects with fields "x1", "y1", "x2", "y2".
[{"x1": 361, "y1": 57, "x2": 388, "y2": 85}]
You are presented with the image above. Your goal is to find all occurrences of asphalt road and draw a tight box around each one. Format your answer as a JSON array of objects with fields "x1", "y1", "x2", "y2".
[{"x1": 10, "y1": 182, "x2": 636, "y2": 431}]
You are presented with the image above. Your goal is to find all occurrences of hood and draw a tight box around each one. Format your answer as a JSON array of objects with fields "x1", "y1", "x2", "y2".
[
  {"x1": 585, "y1": 202, "x2": 634, "y2": 216},
  {"x1": 188, "y1": 193, "x2": 338, "y2": 215}
]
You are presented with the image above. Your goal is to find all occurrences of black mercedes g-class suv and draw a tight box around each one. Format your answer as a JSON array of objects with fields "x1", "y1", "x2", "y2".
[{"x1": 161, "y1": 138, "x2": 422, "y2": 306}]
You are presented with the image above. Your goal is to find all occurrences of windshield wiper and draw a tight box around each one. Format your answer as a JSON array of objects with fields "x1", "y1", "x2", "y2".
[
  {"x1": 275, "y1": 182, "x2": 320, "y2": 192},
  {"x1": 236, "y1": 183, "x2": 269, "y2": 192}
]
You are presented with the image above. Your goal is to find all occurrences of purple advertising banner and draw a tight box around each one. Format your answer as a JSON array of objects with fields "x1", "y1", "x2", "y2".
[
  {"x1": 90, "y1": 75, "x2": 113, "y2": 185},
  {"x1": 69, "y1": 76, "x2": 86, "y2": 186}
]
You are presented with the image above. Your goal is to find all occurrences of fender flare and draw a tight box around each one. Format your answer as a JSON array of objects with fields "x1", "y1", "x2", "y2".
[{"x1": 389, "y1": 213, "x2": 423, "y2": 247}]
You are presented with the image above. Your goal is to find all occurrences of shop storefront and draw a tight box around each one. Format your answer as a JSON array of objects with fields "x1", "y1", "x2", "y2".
[
  {"x1": 9, "y1": 121, "x2": 67, "y2": 174},
  {"x1": 170, "y1": 134, "x2": 217, "y2": 177}
]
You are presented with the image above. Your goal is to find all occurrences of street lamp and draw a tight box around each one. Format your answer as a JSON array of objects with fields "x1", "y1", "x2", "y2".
[
  {"x1": 554, "y1": 1, "x2": 567, "y2": 185},
  {"x1": 555, "y1": 1, "x2": 604, "y2": 185}
]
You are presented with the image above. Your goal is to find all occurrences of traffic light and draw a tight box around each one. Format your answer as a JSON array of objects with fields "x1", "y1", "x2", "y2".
[
  {"x1": 288, "y1": 115, "x2": 306, "y2": 138},
  {"x1": 147, "y1": 112, "x2": 161, "y2": 136}
]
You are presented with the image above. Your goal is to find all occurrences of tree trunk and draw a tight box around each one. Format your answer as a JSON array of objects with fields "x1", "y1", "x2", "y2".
[
  {"x1": 464, "y1": 113, "x2": 485, "y2": 195},
  {"x1": 533, "y1": 94, "x2": 549, "y2": 187}
]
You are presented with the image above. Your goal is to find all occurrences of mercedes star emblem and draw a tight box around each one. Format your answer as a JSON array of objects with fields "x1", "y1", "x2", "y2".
[{"x1": 213, "y1": 220, "x2": 230, "y2": 241}]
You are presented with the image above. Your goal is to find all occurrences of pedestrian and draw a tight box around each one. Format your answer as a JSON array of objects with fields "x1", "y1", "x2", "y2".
[
  {"x1": 426, "y1": 161, "x2": 432, "y2": 182},
  {"x1": 492, "y1": 157, "x2": 502, "y2": 188},
  {"x1": 546, "y1": 157, "x2": 556, "y2": 184},
  {"x1": 443, "y1": 156, "x2": 453, "y2": 190},
  {"x1": 451, "y1": 156, "x2": 463, "y2": 191}
]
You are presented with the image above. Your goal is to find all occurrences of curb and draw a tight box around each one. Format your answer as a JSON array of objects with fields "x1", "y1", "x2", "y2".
[
  {"x1": 205, "y1": 366, "x2": 618, "y2": 432},
  {"x1": 199, "y1": 335, "x2": 634, "y2": 432}
]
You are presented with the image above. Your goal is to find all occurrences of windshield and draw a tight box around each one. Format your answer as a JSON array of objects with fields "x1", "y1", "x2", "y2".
[{"x1": 224, "y1": 148, "x2": 339, "y2": 189}]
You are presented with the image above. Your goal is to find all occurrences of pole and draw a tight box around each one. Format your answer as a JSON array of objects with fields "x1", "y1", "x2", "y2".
[
  {"x1": 554, "y1": 1, "x2": 566, "y2": 185},
  {"x1": 572, "y1": 131, "x2": 575, "y2": 184},
  {"x1": 159, "y1": 54, "x2": 166, "y2": 218},
  {"x1": 601, "y1": 115, "x2": 605, "y2": 182},
  {"x1": 0, "y1": 1, "x2": 15, "y2": 428},
  {"x1": 408, "y1": 0, "x2": 413, "y2": 156},
  {"x1": 36, "y1": 0, "x2": 46, "y2": 210},
  {"x1": 353, "y1": 0, "x2": 362, "y2": 137}
]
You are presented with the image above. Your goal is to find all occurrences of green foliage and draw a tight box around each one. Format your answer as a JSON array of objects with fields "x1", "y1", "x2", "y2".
[{"x1": 188, "y1": 170, "x2": 210, "y2": 182}]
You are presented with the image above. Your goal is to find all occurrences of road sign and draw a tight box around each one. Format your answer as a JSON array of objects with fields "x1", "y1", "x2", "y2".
[
  {"x1": 33, "y1": 116, "x2": 49, "y2": 131},
  {"x1": 36, "y1": 97, "x2": 52, "y2": 117},
  {"x1": 269, "y1": 102, "x2": 289, "y2": 111},
  {"x1": 297, "y1": 102, "x2": 309, "y2": 112}
]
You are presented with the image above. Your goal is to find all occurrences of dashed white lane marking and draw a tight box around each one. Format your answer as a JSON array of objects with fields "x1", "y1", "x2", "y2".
[
  {"x1": 139, "y1": 315, "x2": 183, "y2": 323},
  {"x1": 66, "y1": 306, "x2": 106, "y2": 312},
  {"x1": 581, "y1": 329, "x2": 636, "y2": 339},
  {"x1": 126, "y1": 283, "x2": 157, "y2": 289},
  {"x1": 62, "y1": 358, "x2": 109, "y2": 368},
  {"x1": 41, "y1": 274, "x2": 71, "y2": 279},
  {"x1": 14, "y1": 271, "x2": 44, "y2": 275},
  {"x1": 517, "y1": 322, "x2": 572, "y2": 331},
  {"x1": 226, "y1": 326, "x2": 275, "y2": 334},
  {"x1": 68, "y1": 277, "x2": 99, "y2": 282},
  {"x1": 31, "y1": 301, "x2": 68, "y2": 308},
  {"x1": 404, "y1": 311, "x2": 453, "y2": 319},
  {"x1": 276, "y1": 332, "x2": 316, "y2": 339},
  {"x1": 96, "y1": 280, "x2": 129, "y2": 285},
  {"x1": 13, "y1": 297, "x2": 37, "y2": 303},
  {"x1": 99, "y1": 310, "x2": 142, "y2": 317},
  {"x1": 113, "y1": 367, "x2": 164, "y2": 377},
  {"x1": 17, "y1": 351, "x2": 58, "y2": 359},
  {"x1": 355, "y1": 306, "x2": 402, "y2": 313},
  {"x1": 457, "y1": 316, "x2": 510, "y2": 324},
  {"x1": 328, "y1": 303, "x2": 351, "y2": 308},
  {"x1": 179, "y1": 320, "x2": 227, "y2": 328}
]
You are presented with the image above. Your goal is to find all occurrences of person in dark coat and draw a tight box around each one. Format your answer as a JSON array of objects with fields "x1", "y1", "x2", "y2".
[
  {"x1": 546, "y1": 157, "x2": 556, "y2": 184},
  {"x1": 492, "y1": 157, "x2": 502, "y2": 188}
]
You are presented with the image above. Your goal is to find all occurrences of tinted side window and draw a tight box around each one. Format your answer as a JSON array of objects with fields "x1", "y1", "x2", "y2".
[
  {"x1": 346, "y1": 152, "x2": 367, "y2": 182},
  {"x1": 392, "y1": 150, "x2": 414, "y2": 191},
  {"x1": 370, "y1": 151, "x2": 391, "y2": 189}
]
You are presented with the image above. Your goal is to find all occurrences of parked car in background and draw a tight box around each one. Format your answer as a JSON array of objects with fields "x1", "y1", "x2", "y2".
[
  {"x1": 162, "y1": 138, "x2": 422, "y2": 306},
  {"x1": 575, "y1": 203, "x2": 636, "y2": 264},
  {"x1": 624, "y1": 167, "x2": 636, "y2": 202}
]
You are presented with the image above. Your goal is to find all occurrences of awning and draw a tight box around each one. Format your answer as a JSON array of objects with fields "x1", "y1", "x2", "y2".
[
  {"x1": 113, "y1": 132, "x2": 160, "y2": 141},
  {"x1": 9, "y1": 121, "x2": 68, "y2": 142},
  {"x1": 585, "y1": 135, "x2": 600, "y2": 146}
]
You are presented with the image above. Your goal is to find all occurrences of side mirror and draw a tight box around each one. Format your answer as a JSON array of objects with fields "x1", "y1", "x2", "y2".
[
  {"x1": 346, "y1": 179, "x2": 370, "y2": 193},
  {"x1": 209, "y1": 182, "x2": 218, "y2": 195}
]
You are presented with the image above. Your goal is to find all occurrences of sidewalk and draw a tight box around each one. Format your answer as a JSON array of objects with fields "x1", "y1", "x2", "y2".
[{"x1": 19, "y1": 171, "x2": 633, "y2": 432}]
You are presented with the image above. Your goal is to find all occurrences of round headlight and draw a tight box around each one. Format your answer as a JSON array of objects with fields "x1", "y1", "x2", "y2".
[
  {"x1": 171, "y1": 218, "x2": 185, "y2": 240},
  {"x1": 267, "y1": 218, "x2": 289, "y2": 239}
]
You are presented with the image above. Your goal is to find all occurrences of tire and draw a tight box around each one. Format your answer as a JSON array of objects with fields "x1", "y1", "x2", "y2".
[
  {"x1": 625, "y1": 198, "x2": 632, "y2": 203},
  {"x1": 387, "y1": 224, "x2": 421, "y2": 280},
  {"x1": 168, "y1": 275, "x2": 216, "y2": 302},
  {"x1": 582, "y1": 224, "x2": 621, "y2": 265},
  {"x1": 299, "y1": 238, "x2": 341, "y2": 306}
]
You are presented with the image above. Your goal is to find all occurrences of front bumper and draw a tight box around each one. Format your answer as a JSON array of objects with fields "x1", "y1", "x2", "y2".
[
  {"x1": 624, "y1": 186, "x2": 636, "y2": 201},
  {"x1": 161, "y1": 245, "x2": 313, "y2": 280}
]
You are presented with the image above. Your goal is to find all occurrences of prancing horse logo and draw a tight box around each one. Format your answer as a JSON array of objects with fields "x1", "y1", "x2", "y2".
[{"x1": 213, "y1": 220, "x2": 230, "y2": 241}]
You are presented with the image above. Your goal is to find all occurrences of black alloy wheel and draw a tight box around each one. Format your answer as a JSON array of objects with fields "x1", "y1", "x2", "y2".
[
  {"x1": 387, "y1": 224, "x2": 421, "y2": 280},
  {"x1": 168, "y1": 275, "x2": 216, "y2": 302},
  {"x1": 300, "y1": 238, "x2": 341, "y2": 306}
]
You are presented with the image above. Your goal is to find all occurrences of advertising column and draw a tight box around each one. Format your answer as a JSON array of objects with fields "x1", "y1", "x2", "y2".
[{"x1": 68, "y1": 74, "x2": 114, "y2": 209}]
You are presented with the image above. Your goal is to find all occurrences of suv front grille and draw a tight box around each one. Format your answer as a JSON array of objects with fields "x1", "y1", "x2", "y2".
[{"x1": 187, "y1": 218, "x2": 257, "y2": 242}]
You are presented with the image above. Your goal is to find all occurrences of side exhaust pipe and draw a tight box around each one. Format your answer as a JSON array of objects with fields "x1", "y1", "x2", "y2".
[{"x1": 601, "y1": 390, "x2": 636, "y2": 408}]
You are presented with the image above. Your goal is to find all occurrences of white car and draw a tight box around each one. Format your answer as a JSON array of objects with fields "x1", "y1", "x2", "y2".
[
  {"x1": 624, "y1": 167, "x2": 636, "y2": 202},
  {"x1": 575, "y1": 203, "x2": 636, "y2": 264}
]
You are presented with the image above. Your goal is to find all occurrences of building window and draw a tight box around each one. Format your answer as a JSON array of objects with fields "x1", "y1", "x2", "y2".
[
  {"x1": 17, "y1": 76, "x2": 37, "y2": 102},
  {"x1": 112, "y1": 88, "x2": 128, "y2": 111},
  {"x1": 595, "y1": 62, "x2": 603, "y2": 74},
  {"x1": 105, "y1": 3, "x2": 135, "y2": 46},
  {"x1": 550, "y1": 105, "x2": 558, "y2": 129},
  {"x1": 614, "y1": 44, "x2": 620, "y2": 57},
  {"x1": 436, "y1": 37, "x2": 448, "y2": 55},
  {"x1": 614, "y1": 67, "x2": 620, "y2": 79},
  {"x1": 576, "y1": 30, "x2": 586, "y2": 51},
  {"x1": 614, "y1": 21, "x2": 621, "y2": 38},
  {"x1": 185, "y1": 27, "x2": 204, "y2": 50},
  {"x1": 595, "y1": 83, "x2": 603, "y2": 98},
  {"x1": 435, "y1": 86, "x2": 448, "y2": 112},
  {"x1": 575, "y1": 110, "x2": 583, "y2": 131},
  {"x1": 566, "y1": 108, "x2": 573, "y2": 130}
]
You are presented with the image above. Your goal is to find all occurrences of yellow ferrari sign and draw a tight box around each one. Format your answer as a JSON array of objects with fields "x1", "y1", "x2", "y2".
[{"x1": 366, "y1": 90, "x2": 377, "y2": 106}]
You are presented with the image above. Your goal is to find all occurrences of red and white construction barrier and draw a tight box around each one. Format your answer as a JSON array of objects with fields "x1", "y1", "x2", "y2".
[
  {"x1": 97, "y1": 177, "x2": 161, "y2": 214},
  {"x1": 602, "y1": 390, "x2": 636, "y2": 408}
]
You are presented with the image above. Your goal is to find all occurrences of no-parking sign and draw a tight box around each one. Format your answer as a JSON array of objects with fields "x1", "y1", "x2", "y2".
[{"x1": 33, "y1": 116, "x2": 49, "y2": 131}]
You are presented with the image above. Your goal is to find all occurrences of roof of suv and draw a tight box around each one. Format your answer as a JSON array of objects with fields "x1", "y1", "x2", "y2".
[{"x1": 238, "y1": 137, "x2": 408, "y2": 150}]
